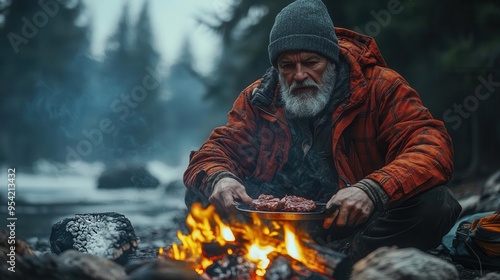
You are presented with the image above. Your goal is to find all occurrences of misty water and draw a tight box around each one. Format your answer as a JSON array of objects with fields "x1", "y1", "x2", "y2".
[{"x1": 0, "y1": 161, "x2": 187, "y2": 241}]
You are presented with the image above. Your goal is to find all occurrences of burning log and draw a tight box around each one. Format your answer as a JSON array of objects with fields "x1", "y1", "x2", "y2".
[
  {"x1": 299, "y1": 242, "x2": 350, "y2": 279},
  {"x1": 201, "y1": 242, "x2": 240, "y2": 260},
  {"x1": 161, "y1": 203, "x2": 350, "y2": 279},
  {"x1": 198, "y1": 251, "x2": 343, "y2": 280},
  {"x1": 125, "y1": 258, "x2": 200, "y2": 280},
  {"x1": 265, "y1": 255, "x2": 332, "y2": 280},
  {"x1": 204, "y1": 254, "x2": 257, "y2": 280},
  {"x1": 264, "y1": 256, "x2": 293, "y2": 280}
]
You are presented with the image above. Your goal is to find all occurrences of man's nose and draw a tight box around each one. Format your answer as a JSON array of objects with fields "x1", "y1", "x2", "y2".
[{"x1": 293, "y1": 63, "x2": 308, "y2": 82}]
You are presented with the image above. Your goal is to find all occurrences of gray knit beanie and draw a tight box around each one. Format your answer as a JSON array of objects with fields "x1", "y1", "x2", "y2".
[{"x1": 268, "y1": 0, "x2": 339, "y2": 67}]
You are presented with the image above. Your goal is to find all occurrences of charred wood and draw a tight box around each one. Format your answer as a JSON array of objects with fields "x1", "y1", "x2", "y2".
[{"x1": 126, "y1": 258, "x2": 200, "y2": 280}]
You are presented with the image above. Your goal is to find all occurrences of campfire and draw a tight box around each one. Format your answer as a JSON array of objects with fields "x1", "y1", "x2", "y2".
[{"x1": 158, "y1": 203, "x2": 347, "y2": 279}]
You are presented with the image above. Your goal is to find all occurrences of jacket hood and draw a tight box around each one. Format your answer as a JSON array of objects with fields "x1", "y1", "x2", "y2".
[
  {"x1": 336, "y1": 27, "x2": 387, "y2": 68},
  {"x1": 335, "y1": 27, "x2": 387, "y2": 94},
  {"x1": 335, "y1": 27, "x2": 387, "y2": 104}
]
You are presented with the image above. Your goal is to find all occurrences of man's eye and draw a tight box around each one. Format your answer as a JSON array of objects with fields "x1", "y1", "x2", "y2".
[
  {"x1": 280, "y1": 63, "x2": 294, "y2": 70},
  {"x1": 304, "y1": 61, "x2": 319, "y2": 67}
]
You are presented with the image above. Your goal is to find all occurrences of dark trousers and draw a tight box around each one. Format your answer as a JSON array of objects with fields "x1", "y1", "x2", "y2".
[{"x1": 306, "y1": 185, "x2": 462, "y2": 261}]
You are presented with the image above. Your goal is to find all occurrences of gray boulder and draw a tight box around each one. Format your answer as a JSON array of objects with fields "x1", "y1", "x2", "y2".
[
  {"x1": 476, "y1": 170, "x2": 500, "y2": 213},
  {"x1": 479, "y1": 273, "x2": 500, "y2": 280},
  {"x1": 57, "y1": 250, "x2": 128, "y2": 280},
  {"x1": 97, "y1": 163, "x2": 160, "y2": 189},
  {"x1": 351, "y1": 247, "x2": 458, "y2": 280},
  {"x1": 50, "y1": 212, "x2": 139, "y2": 264}
]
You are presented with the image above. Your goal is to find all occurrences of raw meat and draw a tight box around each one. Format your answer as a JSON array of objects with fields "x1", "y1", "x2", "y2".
[{"x1": 250, "y1": 194, "x2": 316, "y2": 212}]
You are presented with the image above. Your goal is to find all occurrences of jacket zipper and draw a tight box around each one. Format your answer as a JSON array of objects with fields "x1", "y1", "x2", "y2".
[
  {"x1": 333, "y1": 108, "x2": 353, "y2": 189},
  {"x1": 255, "y1": 104, "x2": 293, "y2": 130},
  {"x1": 331, "y1": 96, "x2": 353, "y2": 128},
  {"x1": 331, "y1": 92, "x2": 355, "y2": 189},
  {"x1": 256, "y1": 105, "x2": 275, "y2": 118},
  {"x1": 339, "y1": 176, "x2": 352, "y2": 188}
]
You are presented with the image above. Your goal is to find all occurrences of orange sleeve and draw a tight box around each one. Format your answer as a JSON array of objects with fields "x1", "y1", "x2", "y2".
[
  {"x1": 365, "y1": 70, "x2": 454, "y2": 205},
  {"x1": 183, "y1": 80, "x2": 263, "y2": 196}
]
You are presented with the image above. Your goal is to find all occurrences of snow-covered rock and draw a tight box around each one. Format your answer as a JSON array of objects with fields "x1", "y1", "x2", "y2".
[{"x1": 50, "y1": 212, "x2": 139, "y2": 263}]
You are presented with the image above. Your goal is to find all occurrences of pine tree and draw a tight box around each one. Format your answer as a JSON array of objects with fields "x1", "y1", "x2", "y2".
[
  {"x1": 163, "y1": 37, "x2": 210, "y2": 164},
  {"x1": 0, "y1": 0, "x2": 92, "y2": 167},
  {"x1": 200, "y1": 0, "x2": 286, "y2": 108},
  {"x1": 99, "y1": 0, "x2": 166, "y2": 163}
]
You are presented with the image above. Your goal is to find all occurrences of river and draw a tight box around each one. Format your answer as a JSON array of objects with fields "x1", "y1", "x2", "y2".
[{"x1": 0, "y1": 161, "x2": 187, "y2": 241}]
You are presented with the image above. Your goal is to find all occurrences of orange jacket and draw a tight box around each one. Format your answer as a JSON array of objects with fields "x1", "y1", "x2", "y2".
[{"x1": 183, "y1": 28, "x2": 453, "y2": 207}]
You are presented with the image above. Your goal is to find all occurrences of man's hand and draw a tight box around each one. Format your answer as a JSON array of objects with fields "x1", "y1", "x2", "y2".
[
  {"x1": 323, "y1": 187, "x2": 374, "y2": 229},
  {"x1": 209, "y1": 177, "x2": 253, "y2": 215}
]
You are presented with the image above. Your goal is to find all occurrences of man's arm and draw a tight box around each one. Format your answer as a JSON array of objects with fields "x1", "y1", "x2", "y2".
[
  {"x1": 183, "y1": 80, "x2": 263, "y2": 201},
  {"x1": 364, "y1": 70, "x2": 454, "y2": 209},
  {"x1": 324, "y1": 69, "x2": 453, "y2": 228}
]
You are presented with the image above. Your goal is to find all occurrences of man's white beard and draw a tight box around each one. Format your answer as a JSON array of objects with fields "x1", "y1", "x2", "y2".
[{"x1": 279, "y1": 63, "x2": 336, "y2": 119}]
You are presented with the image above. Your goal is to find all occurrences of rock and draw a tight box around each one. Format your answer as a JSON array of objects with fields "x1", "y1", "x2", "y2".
[
  {"x1": 456, "y1": 170, "x2": 500, "y2": 216},
  {"x1": 50, "y1": 212, "x2": 139, "y2": 263},
  {"x1": 476, "y1": 170, "x2": 500, "y2": 213},
  {"x1": 57, "y1": 250, "x2": 128, "y2": 280},
  {"x1": 350, "y1": 247, "x2": 458, "y2": 280},
  {"x1": 164, "y1": 179, "x2": 185, "y2": 196},
  {"x1": 479, "y1": 272, "x2": 500, "y2": 280},
  {"x1": 5, "y1": 254, "x2": 61, "y2": 280},
  {"x1": 97, "y1": 163, "x2": 160, "y2": 189},
  {"x1": 1, "y1": 228, "x2": 37, "y2": 280},
  {"x1": 1, "y1": 249, "x2": 127, "y2": 280},
  {"x1": 125, "y1": 258, "x2": 200, "y2": 280},
  {"x1": 0, "y1": 228, "x2": 34, "y2": 257}
]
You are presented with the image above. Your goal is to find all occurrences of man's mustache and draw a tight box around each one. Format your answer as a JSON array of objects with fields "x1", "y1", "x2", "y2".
[{"x1": 289, "y1": 79, "x2": 320, "y2": 92}]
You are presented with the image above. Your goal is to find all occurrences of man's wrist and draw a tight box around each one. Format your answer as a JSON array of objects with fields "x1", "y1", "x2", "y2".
[
  {"x1": 205, "y1": 171, "x2": 242, "y2": 197},
  {"x1": 352, "y1": 178, "x2": 389, "y2": 211}
]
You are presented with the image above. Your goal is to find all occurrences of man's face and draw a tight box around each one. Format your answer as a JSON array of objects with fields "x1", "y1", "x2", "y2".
[
  {"x1": 277, "y1": 51, "x2": 329, "y2": 89},
  {"x1": 277, "y1": 51, "x2": 336, "y2": 118}
]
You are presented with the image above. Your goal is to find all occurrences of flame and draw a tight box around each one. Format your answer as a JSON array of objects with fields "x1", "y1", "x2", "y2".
[
  {"x1": 161, "y1": 203, "x2": 313, "y2": 278},
  {"x1": 284, "y1": 223, "x2": 302, "y2": 261},
  {"x1": 246, "y1": 243, "x2": 275, "y2": 276},
  {"x1": 166, "y1": 203, "x2": 237, "y2": 273},
  {"x1": 219, "y1": 222, "x2": 236, "y2": 242}
]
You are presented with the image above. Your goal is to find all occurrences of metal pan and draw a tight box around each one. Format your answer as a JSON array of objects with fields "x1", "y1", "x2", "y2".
[{"x1": 236, "y1": 202, "x2": 331, "y2": 221}]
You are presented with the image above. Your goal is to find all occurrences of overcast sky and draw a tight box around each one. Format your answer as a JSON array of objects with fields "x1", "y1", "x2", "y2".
[{"x1": 83, "y1": 0, "x2": 230, "y2": 73}]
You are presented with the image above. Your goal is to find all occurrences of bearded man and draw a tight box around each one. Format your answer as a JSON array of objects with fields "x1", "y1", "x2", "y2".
[{"x1": 183, "y1": 0, "x2": 462, "y2": 262}]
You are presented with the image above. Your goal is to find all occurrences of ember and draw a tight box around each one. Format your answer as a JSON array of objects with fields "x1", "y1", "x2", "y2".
[{"x1": 158, "y1": 203, "x2": 347, "y2": 279}]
